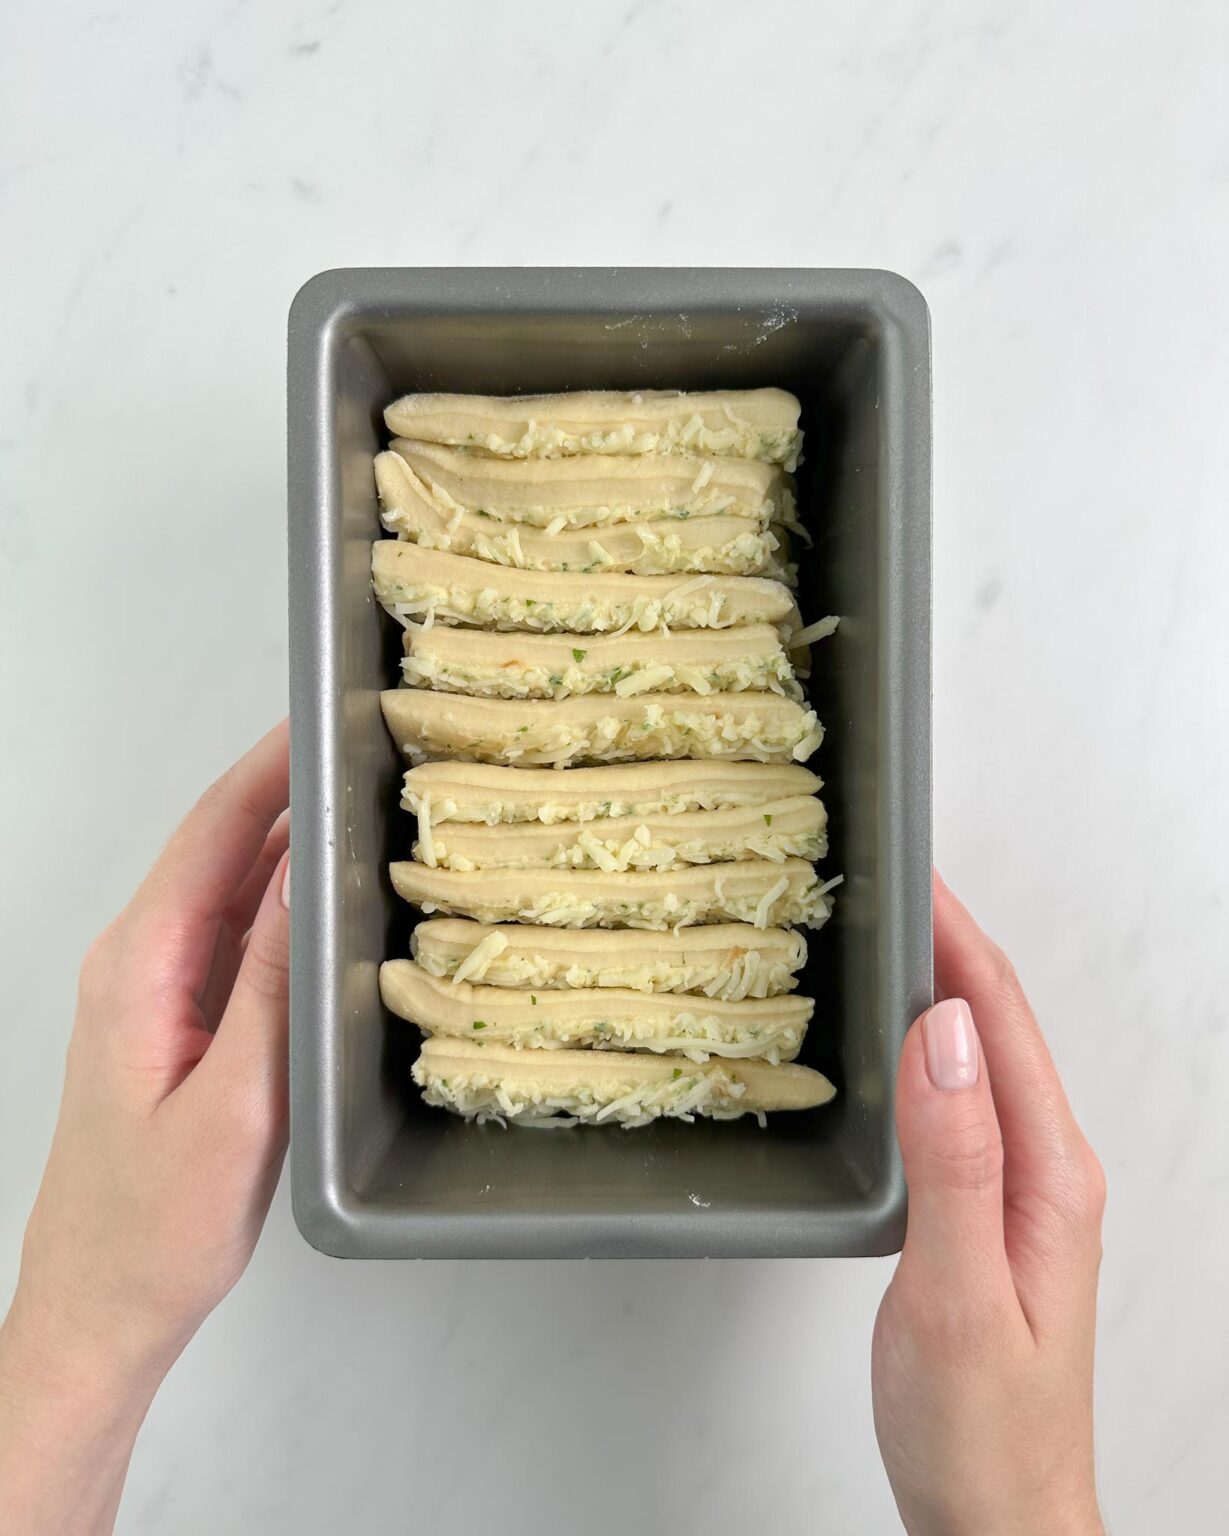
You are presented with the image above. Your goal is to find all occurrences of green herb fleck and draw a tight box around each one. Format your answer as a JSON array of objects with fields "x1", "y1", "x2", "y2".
[
  {"x1": 530, "y1": 995, "x2": 538, "y2": 1006},
  {"x1": 476, "y1": 508, "x2": 493, "y2": 519},
  {"x1": 672, "y1": 1067, "x2": 683, "y2": 1080},
  {"x1": 763, "y1": 813, "x2": 773, "y2": 826},
  {"x1": 572, "y1": 648, "x2": 587, "y2": 663},
  {"x1": 524, "y1": 598, "x2": 535, "y2": 607},
  {"x1": 518, "y1": 725, "x2": 528, "y2": 733},
  {"x1": 472, "y1": 1020, "x2": 487, "y2": 1030},
  {"x1": 549, "y1": 673, "x2": 563, "y2": 687},
  {"x1": 561, "y1": 562, "x2": 569, "y2": 571}
]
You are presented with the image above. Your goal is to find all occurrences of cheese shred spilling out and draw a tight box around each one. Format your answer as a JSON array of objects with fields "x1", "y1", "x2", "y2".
[{"x1": 413, "y1": 1061, "x2": 760, "y2": 1130}]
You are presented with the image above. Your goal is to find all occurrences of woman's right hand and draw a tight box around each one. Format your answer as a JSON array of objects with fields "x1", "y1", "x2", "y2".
[
  {"x1": 872, "y1": 874, "x2": 1107, "y2": 1536},
  {"x1": 0, "y1": 722, "x2": 291, "y2": 1536}
]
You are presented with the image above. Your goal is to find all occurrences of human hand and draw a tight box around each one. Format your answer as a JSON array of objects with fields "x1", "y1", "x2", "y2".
[
  {"x1": 0, "y1": 721, "x2": 291, "y2": 1535},
  {"x1": 872, "y1": 874, "x2": 1106, "y2": 1536}
]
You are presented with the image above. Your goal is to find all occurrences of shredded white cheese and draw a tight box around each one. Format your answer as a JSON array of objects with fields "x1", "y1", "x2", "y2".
[
  {"x1": 423, "y1": 417, "x2": 801, "y2": 468},
  {"x1": 414, "y1": 820, "x2": 826, "y2": 874},
  {"x1": 417, "y1": 793, "x2": 436, "y2": 868},
  {"x1": 412, "y1": 1059, "x2": 760, "y2": 1129},
  {"x1": 449, "y1": 929, "x2": 510, "y2": 987},
  {"x1": 401, "y1": 781, "x2": 817, "y2": 825},
  {"x1": 428, "y1": 1010, "x2": 802, "y2": 1061},
  {"x1": 479, "y1": 880, "x2": 833, "y2": 931},
  {"x1": 417, "y1": 948, "x2": 804, "y2": 1002},
  {"x1": 379, "y1": 579, "x2": 766, "y2": 637},
  {"x1": 793, "y1": 615, "x2": 841, "y2": 647},
  {"x1": 395, "y1": 701, "x2": 822, "y2": 769},
  {"x1": 754, "y1": 875, "x2": 791, "y2": 930}
]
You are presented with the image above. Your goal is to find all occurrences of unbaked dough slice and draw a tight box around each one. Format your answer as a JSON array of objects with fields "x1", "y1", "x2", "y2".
[
  {"x1": 376, "y1": 451, "x2": 786, "y2": 578},
  {"x1": 399, "y1": 621, "x2": 801, "y2": 700},
  {"x1": 380, "y1": 689, "x2": 823, "y2": 766},
  {"x1": 410, "y1": 919, "x2": 807, "y2": 1000},
  {"x1": 411, "y1": 796, "x2": 827, "y2": 872},
  {"x1": 387, "y1": 438, "x2": 796, "y2": 527},
  {"x1": 411, "y1": 1037, "x2": 836, "y2": 1126},
  {"x1": 371, "y1": 541, "x2": 798, "y2": 634},
  {"x1": 383, "y1": 389, "x2": 802, "y2": 468},
  {"x1": 400, "y1": 760, "x2": 821, "y2": 825},
  {"x1": 381, "y1": 960, "x2": 812, "y2": 1063},
  {"x1": 389, "y1": 857, "x2": 837, "y2": 930}
]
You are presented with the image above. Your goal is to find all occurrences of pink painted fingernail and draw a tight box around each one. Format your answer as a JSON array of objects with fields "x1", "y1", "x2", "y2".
[
  {"x1": 922, "y1": 998, "x2": 978, "y2": 1090},
  {"x1": 280, "y1": 858, "x2": 291, "y2": 911}
]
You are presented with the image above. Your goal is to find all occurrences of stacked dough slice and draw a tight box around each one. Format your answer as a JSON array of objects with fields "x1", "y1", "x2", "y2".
[{"x1": 372, "y1": 389, "x2": 840, "y2": 1128}]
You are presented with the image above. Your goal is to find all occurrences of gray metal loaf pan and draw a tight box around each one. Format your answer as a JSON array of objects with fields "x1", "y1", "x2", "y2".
[{"x1": 287, "y1": 267, "x2": 932, "y2": 1259}]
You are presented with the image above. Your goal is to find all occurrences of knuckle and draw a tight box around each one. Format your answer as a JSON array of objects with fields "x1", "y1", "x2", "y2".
[
  {"x1": 241, "y1": 926, "x2": 291, "y2": 1002},
  {"x1": 1070, "y1": 1143, "x2": 1108, "y2": 1225},
  {"x1": 897, "y1": 1267, "x2": 1017, "y2": 1359},
  {"x1": 78, "y1": 923, "x2": 121, "y2": 1002},
  {"x1": 1085, "y1": 1150, "x2": 1108, "y2": 1214},
  {"x1": 220, "y1": 1081, "x2": 270, "y2": 1148},
  {"x1": 224, "y1": 1072, "x2": 288, "y2": 1158},
  {"x1": 926, "y1": 1114, "x2": 1004, "y2": 1194},
  {"x1": 195, "y1": 772, "x2": 230, "y2": 820},
  {"x1": 987, "y1": 941, "x2": 1026, "y2": 1005},
  {"x1": 200, "y1": 766, "x2": 268, "y2": 833},
  {"x1": 1038, "y1": 1139, "x2": 1107, "y2": 1245}
]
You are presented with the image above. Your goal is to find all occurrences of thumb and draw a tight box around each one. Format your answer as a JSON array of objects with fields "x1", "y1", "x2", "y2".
[{"x1": 896, "y1": 998, "x2": 1010, "y2": 1286}]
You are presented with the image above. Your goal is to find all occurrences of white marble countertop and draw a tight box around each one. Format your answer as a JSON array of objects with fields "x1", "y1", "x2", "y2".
[{"x1": 2, "y1": 1, "x2": 1226, "y2": 1530}]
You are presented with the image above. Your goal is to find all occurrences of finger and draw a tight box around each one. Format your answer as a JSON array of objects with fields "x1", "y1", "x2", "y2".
[
  {"x1": 127, "y1": 712, "x2": 288, "y2": 1001},
  {"x1": 933, "y1": 873, "x2": 1104, "y2": 1317},
  {"x1": 197, "y1": 812, "x2": 291, "y2": 1030},
  {"x1": 224, "y1": 809, "x2": 291, "y2": 934},
  {"x1": 934, "y1": 871, "x2": 1078, "y2": 1150},
  {"x1": 190, "y1": 851, "x2": 291, "y2": 1154},
  {"x1": 896, "y1": 998, "x2": 1017, "y2": 1313},
  {"x1": 136, "y1": 719, "x2": 289, "y2": 925},
  {"x1": 196, "y1": 925, "x2": 245, "y2": 1035},
  {"x1": 163, "y1": 854, "x2": 290, "y2": 1249}
]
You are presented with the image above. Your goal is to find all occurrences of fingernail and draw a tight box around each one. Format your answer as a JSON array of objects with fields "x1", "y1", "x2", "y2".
[
  {"x1": 922, "y1": 998, "x2": 978, "y2": 1090},
  {"x1": 280, "y1": 858, "x2": 291, "y2": 911}
]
